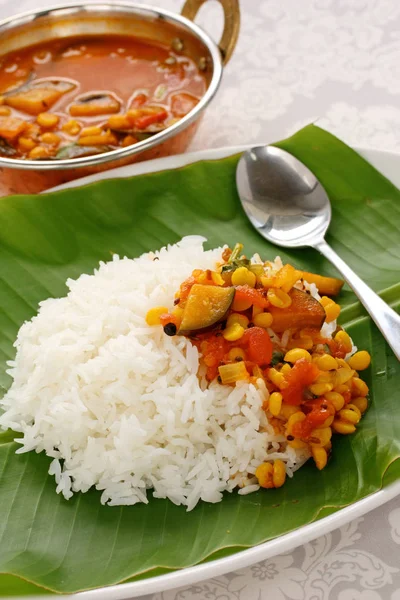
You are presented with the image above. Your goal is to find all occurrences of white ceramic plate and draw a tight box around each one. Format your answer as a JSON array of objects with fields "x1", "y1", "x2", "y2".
[{"x1": 39, "y1": 145, "x2": 400, "y2": 600}]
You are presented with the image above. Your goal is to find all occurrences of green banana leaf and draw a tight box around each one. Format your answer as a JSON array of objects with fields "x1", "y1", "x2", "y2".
[{"x1": 0, "y1": 124, "x2": 399, "y2": 595}]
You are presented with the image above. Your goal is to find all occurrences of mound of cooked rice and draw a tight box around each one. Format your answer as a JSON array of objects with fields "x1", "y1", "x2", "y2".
[{"x1": 0, "y1": 236, "x2": 311, "y2": 510}]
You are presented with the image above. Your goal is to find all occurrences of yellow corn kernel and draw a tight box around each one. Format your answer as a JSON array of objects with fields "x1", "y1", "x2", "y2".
[
  {"x1": 252, "y1": 305, "x2": 263, "y2": 319},
  {"x1": 281, "y1": 363, "x2": 291, "y2": 376},
  {"x1": 334, "y1": 367, "x2": 355, "y2": 386},
  {"x1": 309, "y1": 382, "x2": 333, "y2": 396},
  {"x1": 253, "y1": 312, "x2": 273, "y2": 328},
  {"x1": 284, "y1": 348, "x2": 312, "y2": 363},
  {"x1": 79, "y1": 131, "x2": 119, "y2": 147},
  {"x1": 351, "y1": 396, "x2": 368, "y2": 414},
  {"x1": 268, "y1": 367, "x2": 286, "y2": 388},
  {"x1": 310, "y1": 427, "x2": 332, "y2": 446},
  {"x1": 226, "y1": 313, "x2": 249, "y2": 329},
  {"x1": 211, "y1": 271, "x2": 224, "y2": 286},
  {"x1": 36, "y1": 112, "x2": 59, "y2": 128},
  {"x1": 346, "y1": 403, "x2": 362, "y2": 419},
  {"x1": 107, "y1": 114, "x2": 131, "y2": 130},
  {"x1": 145, "y1": 306, "x2": 169, "y2": 326},
  {"x1": 312, "y1": 445, "x2": 328, "y2": 470},
  {"x1": 121, "y1": 134, "x2": 138, "y2": 147},
  {"x1": 351, "y1": 377, "x2": 369, "y2": 397},
  {"x1": 269, "y1": 392, "x2": 283, "y2": 416},
  {"x1": 231, "y1": 295, "x2": 253, "y2": 312},
  {"x1": 288, "y1": 438, "x2": 308, "y2": 449},
  {"x1": 80, "y1": 125, "x2": 103, "y2": 137},
  {"x1": 255, "y1": 462, "x2": 274, "y2": 488},
  {"x1": 0, "y1": 106, "x2": 11, "y2": 116},
  {"x1": 348, "y1": 350, "x2": 371, "y2": 371},
  {"x1": 338, "y1": 408, "x2": 360, "y2": 425},
  {"x1": 334, "y1": 383, "x2": 351, "y2": 395},
  {"x1": 228, "y1": 347, "x2": 246, "y2": 362},
  {"x1": 126, "y1": 108, "x2": 141, "y2": 120},
  {"x1": 324, "y1": 302, "x2": 341, "y2": 323},
  {"x1": 320, "y1": 296, "x2": 335, "y2": 308},
  {"x1": 325, "y1": 391, "x2": 345, "y2": 411},
  {"x1": 18, "y1": 137, "x2": 36, "y2": 152},
  {"x1": 315, "y1": 371, "x2": 333, "y2": 384},
  {"x1": 260, "y1": 275, "x2": 275, "y2": 288},
  {"x1": 231, "y1": 267, "x2": 256, "y2": 288},
  {"x1": 223, "y1": 323, "x2": 245, "y2": 342},
  {"x1": 353, "y1": 396, "x2": 369, "y2": 417},
  {"x1": 39, "y1": 132, "x2": 60, "y2": 146},
  {"x1": 314, "y1": 354, "x2": 338, "y2": 371},
  {"x1": 279, "y1": 403, "x2": 299, "y2": 419},
  {"x1": 62, "y1": 119, "x2": 82, "y2": 136},
  {"x1": 272, "y1": 459, "x2": 286, "y2": 488},
  {"x1": 28, "y1": 145, "x2": 50, "y2": 159},
  {"x1": 336, "y1": 358, "x2": 352, "y2": 370},
  {"x1": 297, "y1": 335, "x2": 314, "y2": 350},
  {"x1": 332, "y1": 420, "x2": 356, "y2": 435},
  {"x1": 286, "y1": 411, "x2": 306, "y2": 435},
  {"x1": 334, "y1": 330, "x2": 353, "y2": 353},
  {"x1": 267, "y1": 288, "x2": 292, "y2": 308},
  {"x1": 322, "y1": 415, "x2": 335, "y2": 427}
]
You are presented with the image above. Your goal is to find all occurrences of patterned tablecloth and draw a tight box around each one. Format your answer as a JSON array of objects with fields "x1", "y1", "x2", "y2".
[{"x1": 1, "y1": 0, "x2": 399, "y2": 598}]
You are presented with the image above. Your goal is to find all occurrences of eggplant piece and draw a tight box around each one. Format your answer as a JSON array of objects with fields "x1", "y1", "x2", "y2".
[
  {"x1": 268, "y1": 288, "x2": 326, "y2": 333},
  {"x1": 108, "y1": 129, "x2": 164, "y2": 140},
  {"x1": 33, "y1": 79, "x2": 76, "y2": 93},
  {"x1": 4, "y1": 80, "x2": 77, "y2": 116},
  {"x1": 5, "y1": 88, "x2": 63, "y2": 115},
  {"x1": 0, "y1": 137, "x2": 17, "y2": 156},
  {"x1": 55, "y1": 144, "x2": 113, "y2": 159},
  {"x1": 69, "y1": 93, "x2": 120, "y2": 117},
  {"x1": 178, "y1": 284, "x2": 235, "y2": 334}
]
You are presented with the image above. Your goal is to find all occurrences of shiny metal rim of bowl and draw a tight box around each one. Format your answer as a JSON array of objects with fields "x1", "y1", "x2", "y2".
[{"x1": 0, "y1": 1, "x2": 224, "y2": 171}]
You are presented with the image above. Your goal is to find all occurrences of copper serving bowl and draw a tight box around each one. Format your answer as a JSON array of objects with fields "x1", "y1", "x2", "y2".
[{"x1": 0, "y1": 0, "x2": 240, "y2": 196}]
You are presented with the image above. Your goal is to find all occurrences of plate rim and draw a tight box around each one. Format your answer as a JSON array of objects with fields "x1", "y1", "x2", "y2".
[{"x1": 32, "y1": 144, "x2": 400, "y2": 599}]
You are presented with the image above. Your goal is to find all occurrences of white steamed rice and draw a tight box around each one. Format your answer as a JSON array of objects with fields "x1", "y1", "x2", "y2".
[{"x1": 0, "y1": 236, "x2": 312, "y2": 510}]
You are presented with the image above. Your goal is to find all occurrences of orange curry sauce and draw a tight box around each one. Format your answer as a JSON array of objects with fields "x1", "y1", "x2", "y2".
[{"x1": 0, "y1": 35, "x2": 207, "y2": 159}]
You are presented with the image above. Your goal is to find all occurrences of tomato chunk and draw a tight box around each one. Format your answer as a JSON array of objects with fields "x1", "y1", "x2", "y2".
[
  {"x1": 241, "y1": 327, "x2": 273, "y2": 366},
  {"x1": 281, "y1": 359, "x2": 320, "y2": 405},
  {"x1": 293, "y1": 398, "x2": 335, "y2": 438},
  {"x1": 171, "y1": 92, "x2": 199, "y2": 117},
  {"x1": 234, "y1": 285, "x2": 269, "y2": 309},
  {"x1": 131, "y1": 93, "x2": 148, "y2": 108},
  {"x1": 199, "y1": 335, "x2": 229, "y2": 381},
  {"x1": 132, "y1": 107, "x2": 168, "y2": 129}
]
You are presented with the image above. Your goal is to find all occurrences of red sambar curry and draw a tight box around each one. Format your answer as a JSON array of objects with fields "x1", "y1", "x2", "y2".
[{"x1": 0, "y1": 35, "x2": 206, "y2": 160}]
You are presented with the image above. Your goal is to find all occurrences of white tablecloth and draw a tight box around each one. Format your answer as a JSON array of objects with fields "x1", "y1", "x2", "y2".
[{"x1": 1, "y1": 0, "x2": 399, "y2": 598}]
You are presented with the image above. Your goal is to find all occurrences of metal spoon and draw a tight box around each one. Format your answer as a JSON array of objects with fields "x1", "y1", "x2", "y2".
[{"x1": 236, "y1": 145, "x2": 400, "y2": 361}]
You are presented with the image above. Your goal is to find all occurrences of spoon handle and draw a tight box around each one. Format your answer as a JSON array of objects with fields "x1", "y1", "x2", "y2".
[{"x1": 314, "y1": 239, "x2": 400, "y2": 361}]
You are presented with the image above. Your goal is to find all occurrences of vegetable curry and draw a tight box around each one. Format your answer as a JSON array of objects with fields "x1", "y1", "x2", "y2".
[
  {"x1": 146, "y1": 244, "x2": 372, "y2": 490},
  {"x1": 0, "y1": 35, "x2": 206, "y2": 160}
]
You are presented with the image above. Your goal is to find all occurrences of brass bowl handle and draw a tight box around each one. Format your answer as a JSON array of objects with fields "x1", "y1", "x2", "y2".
[{"x1": 181, "y1": 0, "x2": 240, "y2": 64}]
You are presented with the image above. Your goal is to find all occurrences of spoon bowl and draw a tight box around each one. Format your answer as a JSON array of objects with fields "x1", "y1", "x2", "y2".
[
  {"x1": 236, "y1": 144, "x2": 400, "y2": 361},
  {"x1": 236, "y1": 146, "x2": 331, "y2": 247}
]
